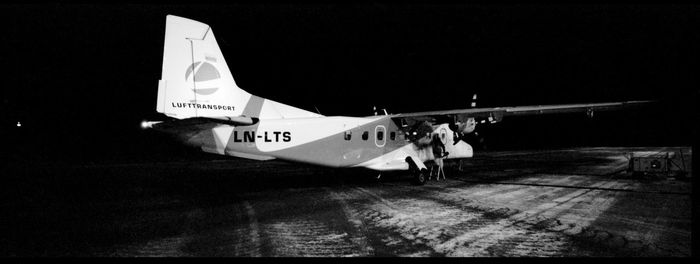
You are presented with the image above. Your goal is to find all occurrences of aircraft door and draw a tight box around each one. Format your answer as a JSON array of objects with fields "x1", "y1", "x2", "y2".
[
  {"x1": 439, "y1": 127, "x2": 447, "y2": 144},
  {"x1": 375, "y1": 125, "x2": 386, "y2": 147}
]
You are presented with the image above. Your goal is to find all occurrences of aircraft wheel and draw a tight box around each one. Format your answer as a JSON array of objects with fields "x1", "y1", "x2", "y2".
[{"x1": 412, "y1": 168, "x2": 428, "y2": 186}]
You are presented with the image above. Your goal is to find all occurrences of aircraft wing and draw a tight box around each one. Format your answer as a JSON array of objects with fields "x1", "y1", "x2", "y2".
[{"x1": 392, "y1": 100, "x2": 653, "y2": 122}]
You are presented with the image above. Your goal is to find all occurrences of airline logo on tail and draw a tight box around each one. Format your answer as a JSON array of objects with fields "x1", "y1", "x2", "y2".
[{"x1": 185, "y1": 57, "x2": 221, "y2": 95}]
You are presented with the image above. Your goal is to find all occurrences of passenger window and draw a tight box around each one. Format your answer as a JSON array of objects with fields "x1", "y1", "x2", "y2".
[
  {"x1": 362, "y1": 131, "x2": 369, "y2": 140},
  {"x1": 390, "y1": 132, "x2": 396, "y2": 140},
  {"x1": 377, "y1": 131, "x2": 384, "y2": 141},
  {"x1": 344, "y1": 131, "x2": 352, "y2": 140}
]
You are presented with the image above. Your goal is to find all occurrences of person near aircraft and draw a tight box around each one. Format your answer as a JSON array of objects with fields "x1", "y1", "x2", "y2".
[{"x1": 431, "y1": 134, "x2": 448, "y2": 181}]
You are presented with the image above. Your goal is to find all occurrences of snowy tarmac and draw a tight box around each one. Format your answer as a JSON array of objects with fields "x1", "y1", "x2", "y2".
[{"x1": 1, "y1": 147, "x2": 691, "y2": 256}]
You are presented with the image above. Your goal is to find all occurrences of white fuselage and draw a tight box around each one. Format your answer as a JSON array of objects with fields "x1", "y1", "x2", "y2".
[{"x1": 192, "y1": 115, "x2": 473, "y2": 171}]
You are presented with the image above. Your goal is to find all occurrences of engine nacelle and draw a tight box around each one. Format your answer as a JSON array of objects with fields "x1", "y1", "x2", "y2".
[{"x1": 458, "y1": 117, "x2": 477, "y2": 134}]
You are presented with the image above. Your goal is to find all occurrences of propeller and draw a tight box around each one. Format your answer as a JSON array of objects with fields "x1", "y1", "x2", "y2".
[
  {"x1": 451, "y1": 93, "x2": 478, "y2": 145},
  {"x1": 450, "y1": 93, "x2": 493, "y2": 150},
  {"x1": 406, "y1": 121, "x2": 434, "y2": 147},
  {"x1": 404, "y1": 93, "x2": 492, "y2": 149}
]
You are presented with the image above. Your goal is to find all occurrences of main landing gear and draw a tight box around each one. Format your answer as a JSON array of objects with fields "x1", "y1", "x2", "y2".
[
  {"x1": 413, "y1": 169, "x2": 428, "y2": 185},
  {"x1": 406, "y1": 157, "x2": 428, "y2": 186}
]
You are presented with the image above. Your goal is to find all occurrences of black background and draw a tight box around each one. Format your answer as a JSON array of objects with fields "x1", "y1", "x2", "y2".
[{"x1": 1, "y1": 3, "x2": 696, "y2": 164}]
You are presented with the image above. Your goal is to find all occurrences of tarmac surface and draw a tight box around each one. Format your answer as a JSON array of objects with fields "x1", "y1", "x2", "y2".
[{"x1": 0, "y1": 146, "x2": 692, "y2": 257}]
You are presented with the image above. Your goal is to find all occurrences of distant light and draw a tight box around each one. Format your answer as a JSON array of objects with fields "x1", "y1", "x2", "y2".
[
  {"x1": 16, "y1": 121, "x2": 21, "y2": 128},
  {"x1": 140, "y1": 120, "x2": 162, "y2": 130}
]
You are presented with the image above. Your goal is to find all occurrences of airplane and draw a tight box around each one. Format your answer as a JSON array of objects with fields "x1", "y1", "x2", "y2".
[{"x1": 143, "y1": 15, "x2": 651, "y2": 185}]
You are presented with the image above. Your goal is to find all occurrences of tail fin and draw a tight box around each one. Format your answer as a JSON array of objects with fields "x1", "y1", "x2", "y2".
[{"x1": 157, "y1": 15, "x2": 321, "y2": 120}]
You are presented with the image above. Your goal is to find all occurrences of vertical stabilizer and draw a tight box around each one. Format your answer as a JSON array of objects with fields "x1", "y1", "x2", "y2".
[
  {"x1": 157, "y1": 15, "x2": 322, "y2": 120},
  {"x1": 158, "y1": 15, "x2": 252, "y2": 119}
]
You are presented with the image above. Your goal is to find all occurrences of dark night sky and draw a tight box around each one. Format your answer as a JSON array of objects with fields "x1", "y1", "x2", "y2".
[{"x1": 1, "y1": 3, "x2": 697, "y2": 163}]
